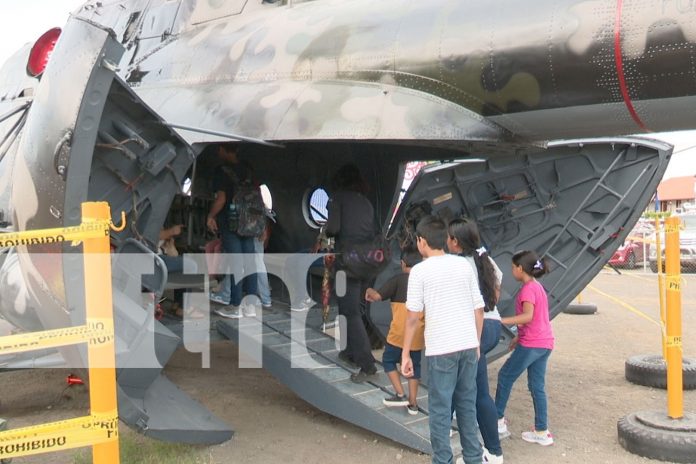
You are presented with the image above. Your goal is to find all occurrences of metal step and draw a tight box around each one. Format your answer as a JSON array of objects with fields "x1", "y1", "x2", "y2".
[
  {"x1": 112, "y1": 288, "x2": 234, "y2": 444},
  {"x1": 216, "y1": 307, "x2": 462, "y2": 455},
  {"x1": 119, "y1": 374, "x2": 233, "y2": 445}
]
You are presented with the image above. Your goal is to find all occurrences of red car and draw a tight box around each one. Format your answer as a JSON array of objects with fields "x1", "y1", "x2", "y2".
[{"x1": 609, "y1": 238, "x2": 650, "y2": 268}]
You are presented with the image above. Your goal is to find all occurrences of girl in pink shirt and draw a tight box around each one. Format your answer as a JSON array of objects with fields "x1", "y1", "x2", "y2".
[{"x1": 495, "y1": 250, "x2": 555, "y2": 447}]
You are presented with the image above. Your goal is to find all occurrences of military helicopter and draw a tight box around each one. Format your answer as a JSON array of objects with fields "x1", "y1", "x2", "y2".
[{"x1": 0, "y1": 0, "x2": 695, "y2": 452}]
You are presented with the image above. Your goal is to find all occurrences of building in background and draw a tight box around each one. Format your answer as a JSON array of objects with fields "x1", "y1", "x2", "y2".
[{"x1": 655, "y1": 176, "x2": 696, "y2": 214}]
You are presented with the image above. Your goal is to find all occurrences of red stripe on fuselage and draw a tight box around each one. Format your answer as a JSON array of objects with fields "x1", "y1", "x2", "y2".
[{"x1": 614, "y1": 0, "x2": 650, "y2": 132}]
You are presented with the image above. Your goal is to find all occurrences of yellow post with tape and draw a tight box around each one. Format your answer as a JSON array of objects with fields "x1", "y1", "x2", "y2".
[
  {"x1": 0, "y1": 202, "x2": 120, "y2": 463},
  {"x1": 83, "y1": 202, "x2": 120, "y2": 463},
  {"x1": 664, "y1": 216, "x2": 683, "y2": 419}
]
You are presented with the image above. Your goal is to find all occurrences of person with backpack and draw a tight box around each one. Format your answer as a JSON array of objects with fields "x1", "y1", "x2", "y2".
[
  {"x1": 206, "y1": 145, "x2": 260, "y2": 318},
  {"x1": 209, "y1": 189, "x2": 273, "y2": 309}
]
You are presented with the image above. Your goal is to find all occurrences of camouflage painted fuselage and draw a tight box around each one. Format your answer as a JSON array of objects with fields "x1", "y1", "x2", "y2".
[{"x1": 71, "y1": 0, "x2": 696, "y2": 144}]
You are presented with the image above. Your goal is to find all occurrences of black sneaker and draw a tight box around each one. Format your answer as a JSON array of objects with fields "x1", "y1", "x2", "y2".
[
  {"x1": 382, "y1": 394, "x2": 409, "y2": 407},
  {"x1": 407, "y1": 403, "x2": 419, "y2": 416},
  {"x1": 350, "y1": 368, "x2": 377, "y2": 383}
]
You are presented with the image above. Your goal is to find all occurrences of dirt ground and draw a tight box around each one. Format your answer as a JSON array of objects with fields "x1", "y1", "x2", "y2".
[{"x1": 2, "y1": 269, "x2": 695, "y2": 464}]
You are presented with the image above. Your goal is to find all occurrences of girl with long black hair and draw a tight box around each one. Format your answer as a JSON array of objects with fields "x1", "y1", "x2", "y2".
[{"x1": 447, "y1": 218, "x2": 504, "y2": 463}]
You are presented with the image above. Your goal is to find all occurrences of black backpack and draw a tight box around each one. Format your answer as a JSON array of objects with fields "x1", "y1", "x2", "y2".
[{"x1": 232, "y1": 181, "x2": 267, "y2": 237}]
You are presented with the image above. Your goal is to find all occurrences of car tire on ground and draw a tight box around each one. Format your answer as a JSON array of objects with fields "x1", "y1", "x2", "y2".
[
  {"x1": 625, "y1": 354, "x2": 696, "y2": 390},
  {"x1": 649, "y1": 261, "x2": 659, "y2": 273},
  {"x1": 563, "y1": 303, "x2": 598, "y2": 315},
  {"x1": 618, "y1": 411, "x2": 696, "y2": 463}
]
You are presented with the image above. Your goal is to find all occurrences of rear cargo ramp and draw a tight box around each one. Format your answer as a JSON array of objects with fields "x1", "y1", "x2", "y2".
[{"x1": 217, "y1": 308, "x2": 462, "y2": 455}]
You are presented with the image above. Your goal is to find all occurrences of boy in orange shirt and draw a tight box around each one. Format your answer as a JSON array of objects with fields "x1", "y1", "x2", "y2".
[{"x1": 365, "y1": 248, "x2": 425, "y2": 414}]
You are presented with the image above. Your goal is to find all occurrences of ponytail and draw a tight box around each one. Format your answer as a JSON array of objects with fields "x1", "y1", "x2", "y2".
[{"x1": 448, "y1": 218, "x2": 498, "y2": 312}]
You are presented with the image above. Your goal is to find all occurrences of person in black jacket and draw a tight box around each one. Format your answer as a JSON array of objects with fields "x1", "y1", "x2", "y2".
[{"x1": 325, "y1": 164, "x2": 378, "y2": 382}]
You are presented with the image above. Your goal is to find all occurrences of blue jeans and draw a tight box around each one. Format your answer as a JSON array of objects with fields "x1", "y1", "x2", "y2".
[
  {"x1": 220, "y1": 229, "x2": 258, "y2": 306},
  {"x1": 253, "y1": 237, "x2": 271, "y2": 305},
  {"x1": 428, "y1": 348, "x2": 482, "y2": 464},
  {"x1": 287, "y1": 253, "x2": 315, "y2": 308},
  {"x1": 215, "y1": 250, "x2": 272, "y2": 306},
  {"x1": 495, "y1": 345, "x2": 551, "y2": 431},
  {"x1": 477, "y1": 319, "x2": 502, "y2": 455},
  {"x1": 215, "y1": 259, "x2": 270, "y2": 306},
  {"x1": 212, "y1": 274, "x2": 231, "y2": 304}
]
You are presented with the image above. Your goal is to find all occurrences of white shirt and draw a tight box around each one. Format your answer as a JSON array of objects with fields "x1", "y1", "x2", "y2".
[
  {"x1": 464, "y1": 255, "x2": 503, "y2": 321},
  {"x1": 406, "y1": 254, "x2": 484, "y2": 356}
]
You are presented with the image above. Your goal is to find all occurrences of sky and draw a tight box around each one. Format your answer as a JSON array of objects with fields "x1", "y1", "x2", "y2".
[
  {"x1": 0, "y1": 0, "x2": 83, "y2": 67},
  {"x1": 1, "y1": 0, "x2": 696, "y2": 179}
]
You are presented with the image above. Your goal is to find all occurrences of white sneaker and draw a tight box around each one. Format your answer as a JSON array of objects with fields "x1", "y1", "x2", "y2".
[
  {"x1": 290, "y1": 299, "x2": 314, "y2": 312},
  {"x1": 242, "y1": 303, "x2": 258, "y2": 317},
  {"x1": 483, "y1": 447, "x2": 504, "y2": 463},
  {"x1": 214, "y1": 305, "x2": 243, "y2": 319},
  {"x1": 456, "y1": 449, "x2": 503, "y2": 464},
  {"x1": 521, "y1": 429, "x2": 554, "y2": 446},
  {"x1": 498, "y1": 417, "x2": 511, "y2": 439}
]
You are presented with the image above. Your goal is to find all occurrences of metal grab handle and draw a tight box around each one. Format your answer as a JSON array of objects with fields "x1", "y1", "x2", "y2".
[{"x1": 53, "y1": 130, "x2": 73, "y2": 179}]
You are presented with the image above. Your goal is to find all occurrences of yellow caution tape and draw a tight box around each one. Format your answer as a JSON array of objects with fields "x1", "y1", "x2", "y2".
[
  {"x1": 626, "y1": 235, "x2": 655, "y2": 244},
  {"x1": 0, "y1": 220, "x2": 111, "y2": 248},
  {"x1": 666, "y1": 336, "x2": 683, "y2": 348},
  {"x1": 587, "y1": 284, "x2": 661, "y2": 327},
  {"x1": 0, "y1": 411, "x2": 118, "y2": 460},
  {"x1": 0, "y1": 204, "x2": 122, "y2": 460},
  {"x1": 614, "y1": 272, "x2": 655, "y2": 284},
  {"x1": 0, "y1": 318, "x2": 114, "y2": 356}
]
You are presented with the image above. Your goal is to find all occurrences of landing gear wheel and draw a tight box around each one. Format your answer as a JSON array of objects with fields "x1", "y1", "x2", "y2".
[
  {"x1": 625, "y1": 354, "x2": 696, "y2": 390},
  {"x1": 563, "y1": 303, "x2": 597, "y2": 315},
  {"x1": 618, "y1": 411, "x2": 696, "y2": 463}
]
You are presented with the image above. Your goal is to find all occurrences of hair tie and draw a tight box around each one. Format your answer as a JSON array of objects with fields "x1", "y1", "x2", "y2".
[
  {"x1": 476, "y1": 246, "x2": 487, "y2": 257},
  {"x1": 533, "y1": 260, "x2": 544, "y2": 270}
]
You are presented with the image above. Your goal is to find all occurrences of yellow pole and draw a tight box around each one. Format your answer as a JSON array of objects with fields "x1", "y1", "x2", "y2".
[
  {"x1": 82, "y1": 202, "x2": 120, "y2": 463},
  {"x1": 664, "y1": 216, "x2": 683, "y2": 419},
  {"x1": 655, "y1": 218, "x2": 666, "y2": 359}
]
